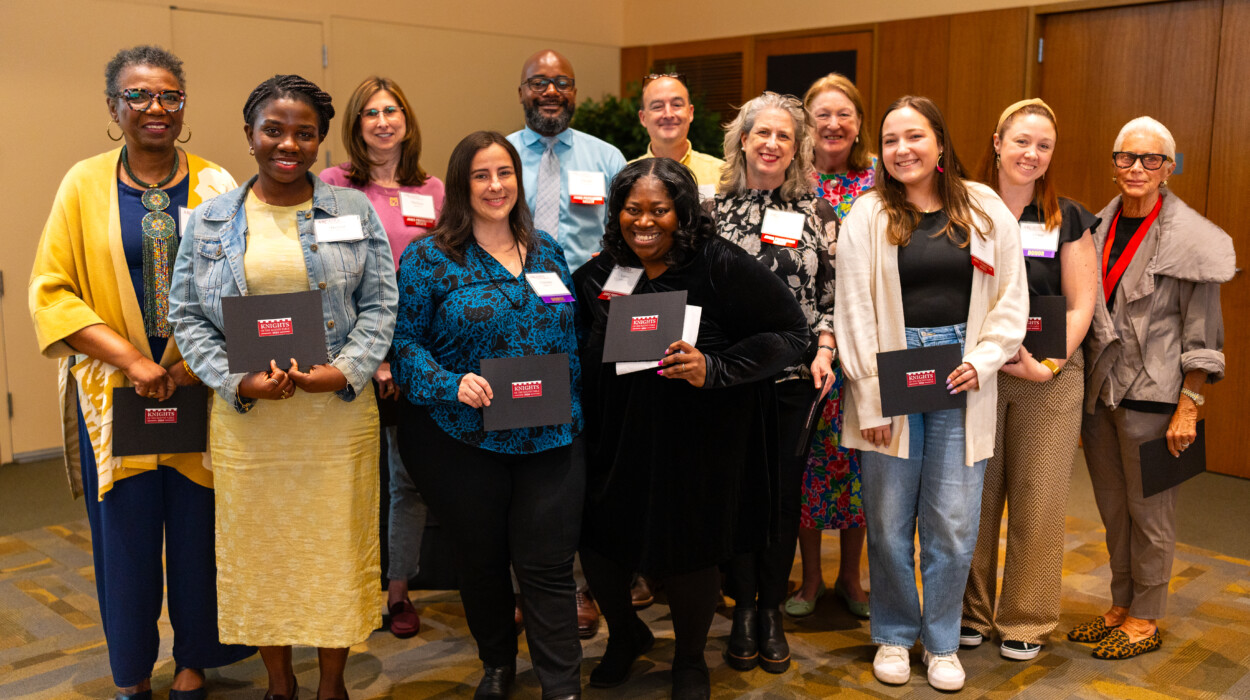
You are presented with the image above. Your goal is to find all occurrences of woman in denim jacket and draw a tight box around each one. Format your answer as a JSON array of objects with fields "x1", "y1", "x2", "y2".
[{"x1": 169, "y1": 75, "x2": 397, "y2": 700}]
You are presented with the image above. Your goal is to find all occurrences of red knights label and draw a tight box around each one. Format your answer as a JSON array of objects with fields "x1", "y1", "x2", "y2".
[
  {"x1": 512, "y1": 381, "x2": 543, "y2": 399},
  {"x1": 144, "y1": 407, "x2": 178, "y2": 424},
  {"x1": 257, "y1": 317, "x2": 294, "y2": 337},
  {"x1": 630, "y1": 315, "x2": 659, "y2": 332},
  {"x1": 906, "y1": 369, "x2": 937, "y2": 388},
  {"x1": 1027, "y1": 316, "x2": 1043, "y2": 332}
]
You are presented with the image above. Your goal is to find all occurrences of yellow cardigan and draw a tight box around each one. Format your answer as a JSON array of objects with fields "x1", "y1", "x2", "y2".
[{"x1": 28, "y1": 148, "x2": 236, "y2": 499}]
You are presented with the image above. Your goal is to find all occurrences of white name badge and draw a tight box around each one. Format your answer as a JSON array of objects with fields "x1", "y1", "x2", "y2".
[
  {"x1": 314, "y1": 215, "x2": 365, "y2": 242},
  {"x1": 179, "y1": 206, "x2": 192, "y2": 233},
  {"x1": 525, "y1": 272, "x2": 574, "y2": 303},
  {"x1": 399, "y1": 192, "x2": 436, "y2": 227},
  {"x1": 969, "y1": 230, "x2": 995, "y2": 276},
  {"x1": 599, "y1": 265, "x2": 644, "y2": 299},
  {"x1": 1019, "y1": 221, "x2": 1060, "y2": 258},
  {"x1": 568, "y1": 170, "x2": 606, "y2": 205},
  {"x1": 760, "y1": 208, "x2": 805, "y2": 247},
  {"x1": 698, "y1": 184, "x2": 717, "y2": 203}
]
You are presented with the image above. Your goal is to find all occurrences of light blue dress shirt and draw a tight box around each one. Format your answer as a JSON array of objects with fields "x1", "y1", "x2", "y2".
[{"x1": 507, "y1": 126, "x2": 626, "y2": 271}]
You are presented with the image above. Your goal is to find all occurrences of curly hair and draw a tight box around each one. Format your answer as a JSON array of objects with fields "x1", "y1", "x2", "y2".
[
  {"x1": 719, "y1": 92, "x2": 815, "y2": 201},
  {"x1": 105, "y1": 45, "x2": 185, "y2": 102},
  {"x1": 243, "y1": 74, "x2": 335, "y2": 137},
  {"x1": 602, "y1": 158, "x2": 716, "y2": 270},
  {"x1": 432, "y1": 131, "x2": 533, "y2": 264},
  {"x1": 340, "y1": 76, "x2": 428, "y2": 187}
]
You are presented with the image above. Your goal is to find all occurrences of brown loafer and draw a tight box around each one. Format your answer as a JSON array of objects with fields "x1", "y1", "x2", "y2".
[
  {"x1": 515, "y1": 594, "x2": 525, "y2": 635},
  {"x1": 1092, "y1": 628, "x2": 1162, "y2": 660},
  {"x1": 388, "y1": 599, "x2": 420, "y2": 639},
  {"x1": 577, "y1": 587, "x2": 601, "y2": 639},
  {"x1": 1067, "y1": 616, "x2": 1121, "y2": 643},
  {"x1": 631, "y1": 574, "x2": 655, "y2": 609}
]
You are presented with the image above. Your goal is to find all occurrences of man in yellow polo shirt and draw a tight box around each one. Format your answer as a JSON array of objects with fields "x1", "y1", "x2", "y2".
[{"x1": 631, "y1": 73, "x2": 724, "y2": 197}]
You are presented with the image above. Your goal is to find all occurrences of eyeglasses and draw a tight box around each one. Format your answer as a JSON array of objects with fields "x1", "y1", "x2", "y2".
[
  {"x1": 361, "y1": 105, "x2": 404, "y2": 120},
  {"x1": 642, "y1": 72, "x2": 688, "y2": 88},
  {"x1": 521, "y1": 76, "x2": 575, "y2": 93},
  {"x1": 1112, "y1": 151, "x2": 1171, "y2": 170},
  {"x1": 118, "y1": 88, "x2": 185, "y2": 113}
]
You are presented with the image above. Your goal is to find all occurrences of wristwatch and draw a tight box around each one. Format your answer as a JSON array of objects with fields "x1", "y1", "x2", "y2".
[
  {"x1": 1179, "y1": 387, "x2": 1205, "y2": 406},
  {"x1": 1040, "y1": 358, "x2": 1061, "y2": 376}
]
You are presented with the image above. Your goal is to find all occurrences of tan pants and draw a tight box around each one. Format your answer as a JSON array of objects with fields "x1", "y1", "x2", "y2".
[
  {"x1": 962, "y1": 349, "x2": 1084, "y2": 644},
  {"x1": 1079, "y1": 400, "x2": 1177, "y2": 619}
]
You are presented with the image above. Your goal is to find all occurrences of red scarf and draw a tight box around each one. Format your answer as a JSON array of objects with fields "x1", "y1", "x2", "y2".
[{"x1": 1101, "y1": 196, "x2": 1163, "y2": 302}]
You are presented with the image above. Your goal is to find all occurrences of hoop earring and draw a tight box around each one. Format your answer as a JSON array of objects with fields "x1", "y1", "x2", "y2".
[
  {"x1": 106, "y1": 120, "x2": 123, "y2": 142},
  {"x1": 249, "y1": 146, "x2": 255, "y2": 156},
  {"x1": 177, "y1": 125, "x2": 192, "y2": 144},
  {"x1": 936, "y1": 152, "x2": 945, "y2": 174}
]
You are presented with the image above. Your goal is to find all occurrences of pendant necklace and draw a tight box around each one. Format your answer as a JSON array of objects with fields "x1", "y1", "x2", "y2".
[{"x1": 122, "y1": 145, "x2": 182, "y2": 338}]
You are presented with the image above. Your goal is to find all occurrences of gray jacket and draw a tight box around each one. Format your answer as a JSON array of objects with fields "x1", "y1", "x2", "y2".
[{"x1": 1083, "y1": 188, "x2": 1235, "y2": 413}]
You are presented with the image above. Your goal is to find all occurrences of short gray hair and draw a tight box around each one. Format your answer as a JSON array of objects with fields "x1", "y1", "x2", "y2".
[
  {"x1": 719, "y1": 92, "x2": 815, "y2": 201},
  {"x1": 1114, "y1": 116, "x2": 1176, "y2": 160},
  {"x1": 105, "y1": 45, "x2": 185, "y2": 103}
]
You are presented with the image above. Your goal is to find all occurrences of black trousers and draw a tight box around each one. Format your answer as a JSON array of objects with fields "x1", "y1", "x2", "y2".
[
  {"x1": 724, "y1": 379, "x2": 817, "y2": 608},
  {"x1": 399, "y1": 404, "x2": 584, "y2": 696}
]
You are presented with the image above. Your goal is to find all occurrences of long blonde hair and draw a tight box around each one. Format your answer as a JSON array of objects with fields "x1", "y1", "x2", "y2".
[{"x1": 719, "y1": 92, "x2": 815, "y2": 201}]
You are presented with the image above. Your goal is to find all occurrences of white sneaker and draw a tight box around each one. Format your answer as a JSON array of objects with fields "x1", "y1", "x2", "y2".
[
  {"x1": 873, "y1": 645, "x2": 911, "y2": 685},
  {"x1": 923, "y1": 650, "x2": 965, "y2": 691}
]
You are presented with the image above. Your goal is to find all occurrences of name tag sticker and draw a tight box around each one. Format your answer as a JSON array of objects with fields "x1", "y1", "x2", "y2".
[
  {"x1": 314, "y1": 215, "x2": 365, "y2": 242},
  {"x1": 630, "y1": 315, "x2": 659, "y2": 332},
  {"x1": 511, "y1": 380, "x2": 543, "y2": 399},
  {"x1": 1020, "y1": 221, "x2": 1060, "y2": 258},
  {"x1": 257, "y1": 317, "x2": 294, "y2": 337},
  {"x1": 144, "y1": 407, "x2": 178, "y2": 424},
  {"x1": 525, "y1": 272, "x2": 574, "y2": 303},
  {"x1": 599, "y1": 265, "x2": 644, "y2": 299},
  {"x1": 179, "y1": 206, "x2": 192, "y2": 233},
  {"x1": 760, "y1": 208, "x2": 805, "y2": 247},
  {"x1": 969, "y1": 232, "x2": 995, "y2": 276},
  {"x1": 906, "y1": 369, "x2": 936, "y2": 388},
  {"x1": 568, "y1": 170, "x2": 606, "y2": 205},
  {"x1": 400, "y1": 192, "x2": 436, "y2": 227},
  {"x1": 698, "y1": 184, "x2": 716, "y2": 203}
]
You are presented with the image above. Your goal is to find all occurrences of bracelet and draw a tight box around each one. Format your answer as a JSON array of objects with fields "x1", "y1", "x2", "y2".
[
  {"x1": 817, "y1": 344, "x2": 837, "y2": 357},
  {"x1": 1040, "y1": 358, "x2": 1061, "y2": 376},
  {"x1": 1179, "y1": 387, "x2": 1205, "y2": 406},
  {"x1": 181, "y1": 359, "x2": 202, "y2": 384}
]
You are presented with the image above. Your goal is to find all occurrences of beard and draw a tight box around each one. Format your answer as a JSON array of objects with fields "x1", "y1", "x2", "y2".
[{"x1": 524, "y1": 98, "x2": 575, "y2": 136}]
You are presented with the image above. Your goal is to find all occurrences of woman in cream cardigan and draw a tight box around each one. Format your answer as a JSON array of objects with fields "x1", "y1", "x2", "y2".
[{"x1": 834, "y1": 95, "x2": 1027, "y2": 692}]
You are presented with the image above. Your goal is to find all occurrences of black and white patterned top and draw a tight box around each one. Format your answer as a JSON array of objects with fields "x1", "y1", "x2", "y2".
[{"x1": 712, "y1": 188, "x2": 837, "y2": 381}]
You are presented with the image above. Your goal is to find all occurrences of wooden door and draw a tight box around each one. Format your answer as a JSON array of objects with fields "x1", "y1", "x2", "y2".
[{"x1": 753, "y1": 32, "x2": 873, "y2": 103}]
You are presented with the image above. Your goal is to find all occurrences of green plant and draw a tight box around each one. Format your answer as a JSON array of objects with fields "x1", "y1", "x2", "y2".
[{"x1": 572, "y1": 81, "x2": 725, "y2": 160}]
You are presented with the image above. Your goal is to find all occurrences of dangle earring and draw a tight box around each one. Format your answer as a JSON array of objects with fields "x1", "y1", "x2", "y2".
[
  {"x1": 177, "y1": 125, "x2": 192, "y2": 144},
  {"x1": 1163, "y1": 179, "x2": 1169, "y2": 187},
  {"x1": 106, "y1": 120, "x2": 123, "y2": 142},
  {"x1": 936, "y1": 152, "x2": 945, "y2": 174}
]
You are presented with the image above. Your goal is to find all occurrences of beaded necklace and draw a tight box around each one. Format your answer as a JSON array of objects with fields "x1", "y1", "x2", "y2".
[{"x1": 121, "y1": 145, "x2": 182, "y2": 338}]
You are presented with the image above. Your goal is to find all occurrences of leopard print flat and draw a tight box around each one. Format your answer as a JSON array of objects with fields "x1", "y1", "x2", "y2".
[
  {"x1": 1091, "y1": 628, "x2": 1162, "y2": 660},
  {"x1": 1067, "y1": 616, "x2": 1120, "y2": 643}
]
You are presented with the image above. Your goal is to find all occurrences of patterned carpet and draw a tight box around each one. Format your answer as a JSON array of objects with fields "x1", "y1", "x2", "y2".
[{"x1": 2, "y1": 514, "x2": 1248, "y2": 699}]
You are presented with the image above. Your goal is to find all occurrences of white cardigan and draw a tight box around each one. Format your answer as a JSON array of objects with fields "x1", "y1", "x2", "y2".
[{"x1": 834, "y1": 182, "x2": 1028, "y2": 466}]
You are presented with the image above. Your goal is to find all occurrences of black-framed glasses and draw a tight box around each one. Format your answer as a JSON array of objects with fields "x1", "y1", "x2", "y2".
[
  {"x1": 118, "y1": 88, "x2": 185, "y2": 113},
  {"x1": 642, "y1": 72, "x2": 688, "y2": 88},
  {"x1": 1112, "y1": 151, "x2": 1171, "y2": 170},
  {"x1": 361, "y1": 105, "x2": 404, "y2": 120},
  {"x1": 521, "y1": 76, "x2": 575, "y2": 93}
]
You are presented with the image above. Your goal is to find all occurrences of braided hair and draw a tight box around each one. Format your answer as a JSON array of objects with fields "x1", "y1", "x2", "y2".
[{"x1": 243, "y1": 74, "x2": 335, "y2": 137}]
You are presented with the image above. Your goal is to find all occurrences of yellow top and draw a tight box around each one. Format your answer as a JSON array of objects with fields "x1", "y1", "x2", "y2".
[
  {"x1": 28, "y1": 148, "x2": 236, "y2": 499},
  {"x1": 631, "y1": 140, "x2": 726, "y2": 188}
]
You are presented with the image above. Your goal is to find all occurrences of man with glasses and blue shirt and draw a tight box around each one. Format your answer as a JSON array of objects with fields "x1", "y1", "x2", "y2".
[{"x1": 508, "y1": 49, "x2": 627, "y2": 271}]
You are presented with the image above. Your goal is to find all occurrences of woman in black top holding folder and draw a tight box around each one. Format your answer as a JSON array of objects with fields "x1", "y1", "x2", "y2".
[
  {"x1": 960, "y1": 99, "x2": 1098, "y2": 662},
  {"x1": 575, "y1": 158, "x2": 808, "y2": 700},
  {"x1": 391, "y1": 131, "x2": 584, "y2": 700}
]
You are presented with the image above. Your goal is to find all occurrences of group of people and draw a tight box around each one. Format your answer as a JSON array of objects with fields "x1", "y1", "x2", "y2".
[{"x1": 27, "y1": 42, "x2": 1233, "y2": 700}]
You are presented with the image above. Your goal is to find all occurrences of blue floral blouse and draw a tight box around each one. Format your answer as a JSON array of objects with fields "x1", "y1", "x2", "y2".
[{"x1": 392, "y1": 230, "x2": 583, "y2": 454}]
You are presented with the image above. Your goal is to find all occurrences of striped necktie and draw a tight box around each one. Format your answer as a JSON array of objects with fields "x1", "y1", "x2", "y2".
[{"x1": 533, "y1": 136, "x2": 561, "y2": 237}]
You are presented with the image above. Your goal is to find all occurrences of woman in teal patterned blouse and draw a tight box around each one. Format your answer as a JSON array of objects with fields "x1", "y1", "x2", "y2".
[{"x1": 784, "y1": 73, "x2": 876, "y2": 621}]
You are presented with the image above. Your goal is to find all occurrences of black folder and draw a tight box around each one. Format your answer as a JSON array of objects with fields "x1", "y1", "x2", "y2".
[
  {"x1": 1139, "y1": 420, "x2": 1206, "y2": 498},
  {"x1": 222, "y1": 290, "x2": 328, "y2": 374},
  {"x1": 877, "y1": 343, "x2": 966, "y2": 417},
  {"x1": 480, "y1": 353, "x2": 573, "y2": 431},
  {"x1": 1025, "y1": 295, "x2": 1067, "y2": 359},
  {"x1": 111, "y1": 385, "x2": 209, "y2": 456},
  {"x1": 795, "y1": 375, "x2": 832, "y2": 456},
  {"x1": 601, "y1": 290, "x2": 688, "y2": 362}
]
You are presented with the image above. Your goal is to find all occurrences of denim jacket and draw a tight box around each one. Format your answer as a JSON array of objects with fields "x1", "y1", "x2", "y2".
[{"x1": 169, "y1": 175, "x2": 398, "y2": 412}]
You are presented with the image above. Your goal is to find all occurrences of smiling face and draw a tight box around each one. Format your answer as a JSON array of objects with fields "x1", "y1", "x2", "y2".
[
  {"x1": 468, "y1": 143, "x2": 518, "y2": 226},
  {"x1": 519, "y1": 51, "x2": 577, "y2": 136},
  {"x1": 994, "y1": 113, "x2": 1055, "y2": 189},
  {"x1": 1114, "y1": 130, "x2": 1174, "y2": 203},
  {"x1": 245, "y1": 97, "x2": 322, "y2": 198},
  {"x1": 108, "y1": 63, "x2": 184, "y2": 153},
  {"x1": 809, "y1": 88, "x2": 859, "y2": 172},
  {"x1": 620, "y1": 176, "x2": 679, "y2": 274},
  {"x1": 639, "y1": 77, "x2": 694, "y2": 149},
  {"x1": 881, "y1": 106, "x2": 941, "y2": 199},
  {"x1": 359, "y1": 90, "x2": 407, "y2": 160},
  {"x1": 741, "y1": 107, "x2": 797, "y2": 189}
]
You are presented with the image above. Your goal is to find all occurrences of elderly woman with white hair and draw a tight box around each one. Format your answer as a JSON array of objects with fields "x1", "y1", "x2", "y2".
[
  {"x1": 1069, "y1": 116, "x2": 1235, "y2": 660},
  {"x1": 712, "y1": 91, "x2": 838, "y2": 675}
]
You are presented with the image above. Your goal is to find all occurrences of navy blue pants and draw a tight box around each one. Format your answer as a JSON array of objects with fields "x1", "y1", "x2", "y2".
[{"x1": 78, "y1": 407, "x2": 253, "y2": 687}]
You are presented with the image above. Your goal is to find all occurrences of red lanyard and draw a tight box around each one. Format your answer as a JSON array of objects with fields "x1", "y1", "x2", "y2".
[{"x1": 1101, "y1": 196, "x2": 1162, "y2": 303}]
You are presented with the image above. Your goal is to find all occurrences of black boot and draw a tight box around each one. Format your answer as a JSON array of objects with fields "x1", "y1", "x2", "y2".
[
  {"x1": 473, "y1": 664, "x2": 515, "y2": 699},
  {"x1": 672, "y1": 653, "x2": 711, "y2": 700},
  {"x1": 757, "y1": 607, "x2": 791, "y2": 673},
  {"x1": 589, "y1": 618, "x2": 655, "y2": 688},
  {"x1": 725, "y1": 605, "x2": 759, "y2": 671}
]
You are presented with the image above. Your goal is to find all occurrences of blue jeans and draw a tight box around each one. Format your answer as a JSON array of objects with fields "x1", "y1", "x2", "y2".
[{"x1": 860, "y1": 323, "x2": 987, "y2": 655}]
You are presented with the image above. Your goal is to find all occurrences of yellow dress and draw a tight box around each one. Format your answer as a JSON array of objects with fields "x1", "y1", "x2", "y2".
[{"x1": 211, "y1": 192, "x2": 379, "y2": 647}]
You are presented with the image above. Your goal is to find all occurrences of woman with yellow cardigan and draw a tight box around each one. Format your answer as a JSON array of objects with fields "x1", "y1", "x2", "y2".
[{"x1": 28, "y1": 46, "x2": 251, "y2": 700}]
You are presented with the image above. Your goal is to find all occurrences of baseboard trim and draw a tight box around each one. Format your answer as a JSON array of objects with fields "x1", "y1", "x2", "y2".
[{"x1": 12, "y1": 447, "x2": 62, "y2": 464}]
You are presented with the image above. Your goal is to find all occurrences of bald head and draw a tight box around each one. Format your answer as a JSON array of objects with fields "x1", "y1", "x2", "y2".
[
  {"x1": 520, "y1": 49, "x2": 575, "y2": 83},
  {"x1": 519, "y1": 49, "x2": 578, "y2": 136}
]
